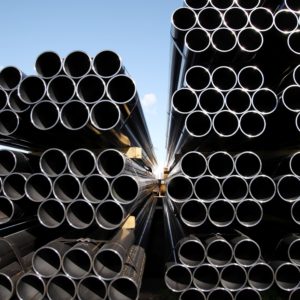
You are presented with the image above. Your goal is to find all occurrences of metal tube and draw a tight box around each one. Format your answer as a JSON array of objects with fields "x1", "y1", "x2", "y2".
[
  {"x1": 225, "y1": 88, "x2": 251, "y2": 114},
  {"x1": 236, "y1": 200, "x2": 263, "y2": 227},
  {"x1": 166, "y1": 175, "x2": 193, "y2": 203},
  {"x1": 274, "y1": 9, "x2": 298, "y2": 34},
  {"x1": 198, "y1": 7, "x2": 222, "y2": 31},
  {"x1": 252, "y1": 88, "x2": 278, "y2": 115},
  {"x1": 66, "y1": 200, "x2": 95, "y2": 229},
  {"x1": 249, "y1": 7, "x2": 274, "y2": 32},
  {"x1": 235, "y1": 288, "x2": 262, "y2": 300},
  {"x1": 291, "y1": 200, "x2": 300, "y2": 225},
  {"x1": 0, "y1": 150, "x2": 29, "y2": 176},
  {"x1": 220, "y1": 263, "x2": 247, "y2": 291},
  {"x1": 18, "y1": 75, "x2": 46, "y2": 104},
  {"x1": 82, "y1": 174, "x2": 110, "y2": 203},
  {"x1": 76, "y1": 74, "x2": 106, "y2": 103},
  {"x1": 223, "y1": 7, "x2": 249, "y2": 31},
  {"x1": 95, "y1": 199, "x2": 125, "y2": 230},
  {"x1": 77, "y1": 275, "x2": 107, "y2": 300},
  {"x1": 32, "y1": 241, "x2": 70, "y2": 278},
  {"x1": 30, "y1": 100, "x2": 60, "y2": 130},
  {"x1": 184, "y1": 0, "x2": 209, "y2": 11},
  {"x1": 67, "y1": 148, "x2": 96, "y2": 178},
  {"x1": 39, "y1": 148, "x2": 68, "y2": 177},
  {"x1": 282, "y1": 85, "x2": 300, "y2": 112},
  {"x1": 3, "y1": 172, "x2": 28, "y2": 201},
  {"x1": 25, "y1": 173, "x2": 52, "y2": 202},
  {"x1": 59, "y1": 100, "x2": 90, "y2": 130},
  {"x1": 206, "y1": 235, "x2": 233, "y2": 267},
  {"x1": 93, "y1": 228, "x2": 135, "y2": 280},
  {"x1": 288, "y1": 31, "x2": 300, "y2": 55},
  {"x1": 47, "y1": 274, "x2": 76, "y2": 300},
  {"x1": 234, "y1": 151, "x2": 262, "y2": 179},
  {"x1": 35, "y1": 51, "x2": 62, "y2": 79},
  {"x1": 208, "y1": 200, "x2": 235, "y2": 227},
  {"x1": 222, "y1": 175, "x2": 249, "y2": 203},
  {"x1": 285, "y1": 0, "x2": 300, "y2": 13},
  {"x1": 211, "y1": 27, "x2": 237, "y2": 53},
  {"x1": 288, "y1": 237, "x2": 300, "y2": 266},
  {"x1": 62, "y1": 242, "x2": 96, "y2": 279},
  {"x1": 213, "y1": 110, "x2": 239, "y2": 137},
  {"x1": 237, "y1": 27, "x2": 264, "y2": 53},
  {"x1": 272, "y1": 261, "x2": 300, "y2": 291},
  {"x1": 37, "y1": 199, "x2": 66, "y2": 228},
  {"x1": 0, "y1": 88, "x2": 7, "y2": 111},
  {"x1": 53, "y1": 174, "x2": 81, "y2": 203},
  {"x1": 249, "y1": 175, "x2": 276, "y2": 203},
  {"x1": 193, "y1": 264, "x2": 219, "y2": 291},
  {"x1": 184, "y1": 110, "x2": 212, "y2": 138},
  {"x1": 290, "y1": 289, "x2": 300, "y2": 300},
  {"x1": 199, "y1": 88, "x2": 225, "y2": 114},
  {"x1": 238, "y1": 66, "x2": 264, "y2": 91},
  {"x1": 178, "y1": 235, "x2": 206, "y2": 267},
  {"x1": 63, "y1": 50, "x2": 91, "y2": 79},
  {"x1": 0, "y1": 197, "x2": 17, "y2": 224},
  {"x1": 93, "y1": 50, "x2": 124, "y2": 78},
  {"x1": 248, "y1": 261, "x2": 274, "y2": 291},
  {"x1": 0, "y1": 66, "x2": 23, "y2": 91},
  {"x1": 211, "y1": 66, "x2": 237, "y2": 92},
  {"x1": 16, "y1": 272, "x2": 46, "y2": 300},
  {"x1": 277, "y1": 175, "x2": 300, "y2": 202},
  {"x1": 290, "y1": 152, "x2": 300, "y2": 176},
  {"x1": 293, "y1": 65, "x2": 300, "y2": 86},
  {"x1": 8, "y1": 89, "x2": 30, "y2": 113},
  {"x1": 194, "y1": 175, "x2": 221, "y2": 202},
  {"x1": 207, "y1": 288, "x2": 234, "y2": 300},
  {"x1": 179, "y1": 199, "x2": 207, "y2": 227},
  {"x1": 207, "y1": 151, "x2": 234, "y2": 179},
  {"x1": 0, "y1": 109, "x2": 19, "y2": 136},
  {"x1": 235, "y1": 0, "x2": 260, "y2": 10},
  {"x1": 180, "y1": 151, "x2": 207, "y2": 179},
  {"x1": 180, "y1": 288, "x2": 205, "y2": 300},
  {"x1": 210, "y1": 0, "x2": 234, "y2": 10},
  {"x1": 47, "y1": 75, "x2": 76, "y2": 103},
  {"x1": 239, "y1": 111, "x2": 266, "y2": 138},
  {"x1": 184, "y1": 65, "x2": 210, "y2": 92}
]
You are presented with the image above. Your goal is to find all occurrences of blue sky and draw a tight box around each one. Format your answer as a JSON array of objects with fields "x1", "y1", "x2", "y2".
[{"x1": 0, "y1": 0, "x2": 182, "y2": 166}]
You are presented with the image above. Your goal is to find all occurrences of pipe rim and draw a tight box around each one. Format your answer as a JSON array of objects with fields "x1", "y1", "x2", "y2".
[
  {"x1": 2, "y1": 172, "x2": 27, "y2": 200},
  {"x1": 185, "y1": 28, "x2": 211, "y2": 53},
  {"x1": 77, "y1": 275, "x2": 107, "y2": 300},
  {"x1": 235, "y1": 200, "x2": 263, "y2": 228},
  {"x1": 16, "y1": 273, "x2": 46, "y2": 300},
  {"x1": 82, "y1": 174, "x2": 110, "y2": 203},
  {"x1": 166, "y1": 175, "x2": 193, "y2": 203},
  {"x1": 249, "y1": 7, "x2": 274, "y2": 32},
  {"x1": 185, "y1": 110, "x2": 212, "y2": 137},
  {"x1": 18, "y1": 75, "x2": 46, "y2": 104},
  {"x1": 25, "y1": 173, "x2": 53, "y2": 202},
  {"x1": 208, "y1": 200, "x2": 235, "y2": 228},
  {"x1": 274, "y1": 9, "x2": 299, "y2": 34},
  {"x1": 171, "y1": 7, "x2": 197, "y2": 32},
  {"x1": 47, "y1": 75, "x2": 76, "y2": 103},
  {"x1": 213, "y1": 109, "x2": 239, "y2": 136},
  {"x1": 212, "y1": 66, "x2": 237, "y2": 92},
  {"x1": 220, "y1": 263, "x2": 248, "y2": 291},
  {"x1": 221, "y1": 175, "x2": 249, "y2": 203},
  {"x1": 0, "y1": 109, "x2": 19, "y2": 136},
  {"x1": 248, "y1": 262, "x2": 275, "y2": 291},
  {"x1": 249, "y1": 175, "x2": 276, "y2": 203},
  {"x1": 234, "y1": 151, "x2": 262, "y2": 179},
  {"x1": 211, "y1": 27, "x2": 237, "y2": 52},
  {"x1": 35, "y1": 51, "x2": 62, "y2": 79},
  {"x1": 239, "y1": 111, "x2": 266, "y2": 138},
  {"x1": 277, "y1": 174, "x2": 300, "y2": 202},
  {"x1": 53, "y1": 174, "x2": 81, "y2": 203},
  {"x1": 207, "y1": 151, "x2": 235, "y2": 179},
  {"x1": 47, "y1": 274, "x2": 76, "y2": 300},
  {"x1": 180, "y1": 288, "x2": 206, "y2": 300},
  {"x1": 233, "y1": 238, "x2": 261, "y2": 267},
  {"x1": 206, "y1": 238, "x2": 233, "y2": 267},
  {"x1": 207, "y1": 288, "x2": 234, "y2": 300},
  {"x1": 251, "y1": 88, "x2": 278, "y2": 115},
  {"x1": 0, "y1": 196, "x2": 14, "y2": 224},
  {"x1": 180, "y1": 199, "x2": 208, "y2": 227},
  {"x1": 0, "y1": 66, "x2": 23, "y2": 91},
  {"x1": 180, "y1": 151, "x2": 207, "y2": 178},
  {"x1": 288, "y1": 30, "x2": 300, "y2": 55},
  {"x1": 197, "y1": 7, "x2": 223, "y2": 31},
  {"x1": 108, "y1": 274, "x2": 139, "y2": 300},
  {"x1": 194, "y1": 175, "x2": 221, "y2": 202},
  {"x1": 225, "y1": 88, "x2": 252, "y2": 115},
  {"x1": 237, "y1": 28, "x2": 264, "y2": 53},
  {"x1": 178, "y1": 238, "x2": 206, "y2": 267},
  {"x1": 235, "y1": 0, "x2": 260, "y2": 10},
  {"x1": 199, "y1": 88, "x2": 225, "y2": 114},
  {"x1": 0, "y1": 273, "x2": 14, "y2": 300},
  {"x1": 274, "y1": 262, "x2": 300, "y2": 291},
  {"x1": 192, "y1": 263, "x2": 220, "y2": 291},
  {"x1": 223, "y1": 7, "x2": 249, "y2": 31},
  {"x1": 185, "y1": 65, "x2": 211, "y2": 92}
]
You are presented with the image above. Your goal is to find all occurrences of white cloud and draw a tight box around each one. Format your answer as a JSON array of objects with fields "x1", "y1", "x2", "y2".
[{"x1": 141, "y1": 93, "x2": 157, "y2": 114}]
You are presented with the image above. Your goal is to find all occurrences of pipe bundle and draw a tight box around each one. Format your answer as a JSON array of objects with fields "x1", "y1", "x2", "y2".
[{"x1": 166, "y1": 1, "x2": 300, "y2": 299}]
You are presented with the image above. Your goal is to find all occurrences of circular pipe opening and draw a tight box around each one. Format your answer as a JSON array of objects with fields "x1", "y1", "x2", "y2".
[
  {"x1": 234, "y1": 239, "x2": 261, "y2": 266},
  {"x1": 31, "y1": 101, "x2": 59, "y2": 130},
  {"x1": 180, "y1": 200, "x2": 207, "y2": 227},
  {"x1": 211, "y1": 28, "x2": 237, "y2": 52},
  {"x1": 16, "y1": 273, "x2": 45, "y2": 300},
  {"x1": 292, "y1": 201, "x2": 300, "y2": 224},
  {"x1": 238, "y1": 66, "x2": 264, "y2": 91},
  {"x1": 0, "y1": 197, "x2": 14, "y2": 224},
  {"x1": 97, "y1": 149, "x2": 125, "y2": 177},
  {"x1": 167, "y1": 175, "x2": 193, "y2": 203},
  {"x1": 25, "y1": 173, "x2": 52, "y2": 202},
  {"x1": 178, "y1": 239, "x2": 206, "y2": 267},
  {"x1": 236, "y1": 200, "x2": 263, "y2": 227},
  {"x1": 164, "y1": 264, "x2": 192, "y2": 292},
  {"x1": 53, "y1": 174, "x2": 81, "y2": 203},
  {"x1": 0, "y1": 66, "x2": 22, "y2": 91},
  {"x1": 249, "y1": 175, "x2": 276, "y2": 203},
  {"x1": 35, "y1": 51, "x2": 62, "y2": 79},
  {"x1": 225, "y1": 88, "x2": 251, "y2": 114},
  {"x1": 180, "y1": 288, "x2": 205, "y2": 300},
  {"x1": 185, "y1": 66, "x2": 210, "y2": 92},
  {"x1": 248, "y1": 263, "x2": 274, "y2": 291},
  {"x1": 198, "y1": 8, "x2": 222, "y2": 31},
  {"x1": 275, "y1": 263, "x2": 300, "y2": 291},
  {"x1": 222, "y1": 175, "x2": 248, "y2": 202},
  {"x1": 18, "y1": 76, "x2": 46, "y2": 104},
  {"x1": 172, "y1": 7, "x2": 197, "y2": 32},
  {"x1": 77, "y1": 75, "x2": 105, "y2": 103},
  {"x1": 274, "y1": 9, "x2": 298, "y2": 34},
  {"x1": 223, "y1": 7, "x2": 248, "y2": 31},
  {"x1": 240, "y1": 111, "x2": 266, "y2": 138},
  {"x1": 220, "y1": 264, "x2": 247, "y2": 291},
  {"x1": 208, "y1": 152, "x2": 234, "y2": 179},
  {"x1": 199, "y1": 88, "x2": 225, "y2": 114},
  {"x1": 0, "y1": 110, "x2": 19, "y2": 136},
  {"x1": 288, "y1": 31, "x2": 300, "y2": 55},
  {"x1": 185, "y1": 110, "x2": 212, "y2": 137},
  {"x1": 184, "y1": 0, "x2": 209, "y2": 10},
  {"x1": 285, "y1": 0, "x2": 300, "y2": 13},
  {"x1": 208, "y1": 200, "x2": 235, "y2": 227},
  {"x1": 249, "y1": 8, "x2": 274, "y2": 32},
  {"x1": 47, "y1": 75, "x2": 75, "y2": 103},
  {"x1": 0, "y1": 150, "x2": 17, "y2": 175},
  {"x1": 206, "y1": 239, "x2": 233, "y2": 266},
  {"x1": 78, "y1": 276, "x2": 107, "y2": 300},
  {"x1": 238, "y1": 28, "x2": 264, "y2": 53},
  {"x1": 193, "y1": 264, "x2": 219, "y2": 291},
  {"x1": 282, "y1": 85, "x2": 300, "y2": 112},
  {"x1": 82, "y1": 175, "x2": 110, "y2": 203},
  {"x1": 185, "y1": 28, "x2": 210, "y2": 53},
  {"x1": 68, "y1": 149, "x2": 96, "y2": 178},
  {"x1": 252, "y1": 88, "x2": 278, "y2": 115},
  {"x1": 235, "y1": 151, "x2": 262, "y2": 178},
  {"x1": 40, "y1": 148, "x2": 68, "y2": 177},
  {"x1": 213, "y1": 110, "x2": 239, "y2": 137},
  {"x1": 236, "y1": 0, "x2": 260, "y2": 10},
  {"x1": 290, "y1": 152, "x2": 300, "y2": 177},
  {"x1": 3, "y1": 173, "x2": 26, "y2": 200},
  {"x1": 180, "y1": 151, "x2": 207, "y2": 178},
  {"x1": 235, "y1": 288, "x2": 262, "y2": 300},
  {"x1": 293, "y1": 65, "x2": 300, "y2": 85},
  {"x1": 207, "y1": 288, "x2": 233, "y2": 300},
  {"x1": 277, "y1": 175, "x2": 300, "y2": 202},
  {"x1": 66, "y1": 200, "x2": 94, "y2": 229},
  {"x1": 289, "y1": 239, "x2": 300, "y2": 266},
  {"x1": 194, "y1": 175, "x2": 221, "y2": 202},
  {"x1": 47, "y1": 275, "x2": 76, "y2": 300},
  {"x1": 212, "y1": 66, "x2": 237, "y2": 92},
  {"x1": 63, "y1": 51, "x2": 91, "y2": 78},
  {"x1": 38, "y1": 199, "x2": 65, "y2": 228},
  {"x1": 8, "y1": 89, "x2": 29, "y2": 113},
  {"x1": 172, "y1": 88, "x2": 198, "y2": 114},
  {"x1": 109, "y1": 277, "x2": 138, "y2": 300},
  {"x1": 210, "y1": 0, "x2": 234, "y2": 10}
]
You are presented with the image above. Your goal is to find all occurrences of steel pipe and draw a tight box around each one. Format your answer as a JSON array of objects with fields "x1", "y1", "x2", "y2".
[
  {"x1": 178, "y1": 235, "x2": 206, "y2": 267},
  {"x1": 207, "y1": 288, "x2": 234, "y2": 300},
  {"x1": 199, "y1": 88, "x2": 225, "y2": 114},
  {"x1": 180, "y1": 151, "x2": 207, "y2": 179},
  {"x1": 213, "y1": 110, "x2": 239, "y2": 137},
  {"x1": 252, "y1": 88, "x2": 278, "y2": 115},
  {"x1": 184, "y1": 65, "x2": 210, "y2": 92},
  {"x1": 249, "y1": 175, "x2": 276, "y2": 203},
  {"x1": 239, "y1": 111, "x2": 266, "y2": 138},
  {"x1": 238, "y1": 66, "x2": 264, "y2": 91},
  {"x1": 76, "y1": 75, "x2": 105, "y2": 103},
  {"x1": 30, "y1": 100, "x2": 60, "y2": 130},
  {"x1": 225, "y1": 88, "x2": 251, "y2": 115},
  {"x1": 223, "y1": 7, "x2": 249, "y2": 31},
  {"x1": 47, "y1": 274, "x2": 76, "y2": 300},
  {"x1": 193, "y1": 264, "x2": 219, "y2": 291},
  {"x1": 212, "y1": 66, "x2": 237, "y2": 92},
  {"x1": 210, "y1": 0, "x2": 234, "y2": 10},
  {"x1": 0, "y1": 150, "x2": 29, "y2": 176},
  {"x1": 198, "y1": 7, "x2": 222, "y2": 31},
  {"x1": 285, "y1": 0, "x2": 300, "y2": 14},
  {"x1": 77, "y1": 275, "x2": 107, "y2": 300},
  {"x1": 207, "y1": 151, "x2": 234, "y2": 179},
  {"x1": 37, "y1": 199, "x2": 66, "y2": 228},
  {"x1": 66, "y1": 200, "x2": 95, "y2": 229},
  {"x1": 287, "y1": 31, "x2": 300, "y2": 55},
  {"x1": 234, "y1": 151, "x2": 262, "y2": 179},
  {"x1": 194, "y1": 175, "x2": 221, "y2": 202},
  {"x1": 236, "y1": 200, "x2": 263, "y2": 227},
  {"x1": 249, "y1": 7, "x2": 274, "y2": 32},
  {"x1": 282, "y1": 85, "x2": 300, "y2": 112},
  {"x1": 248, "y1": 261, "x2": 274, "y2": 291},
  {"x1": 235, "y1": 288, "x2": 262, "y2": 300},
  {"x1": 25, "y1": 173, "x2": 52, "y2": 203},
  {"x1": 290, "y1": 152, "x2": 300, "y2": 176},
  {"x1": 0, "y1": 88, "x2": 7, "y2": 111},
  {"x1": 235, "y1": 0, "x2": 260, "y2": 10},
  {"x1": 290, "y1": 289, "x2": 300, "y2": 300},
  {"x1": 293, "y1": 64, "x2": 300, "y2": 85},
  {"x1": 47, "y1": 75, "x2": 76, "y2": 103},
  {"x1": 166, "y1": 175, "x2": 193, "y2": 203},
  {"x1": 32, "y1": 241, "x2": 70, "y2": 278},
  {"x1": 237, "y1": 28, "x2": 264, "y2": 53},
  {"x1": 274, "y1": 9, "x2": 298, "y2": 34},
  {"x1": 183, "y1": 110, "x2": 212, "y2": 138},
  {"x1": 184, "y1": 0, "x2": 209, "y2": 11},
  {"x1": 16, "y1": 272, "x2": 46, "y2": 300},
  {"x1": 287, "y1": 236, "x2": 300, "y2": 266},
  {"x1": 93, "y1": 229, "x2": 135, "y2": 280},
  {"x1": 0, "y1": 197, "x2": 17, "y2": 225},
  {"x1": 277, "y1": 175, "x2": 300, "y2": 202},
  {"x1": 18, "y1": 75, "x2": 46, "y2": 104},
  {"x1": 220, "y1": 263, "x2": 247, "y2": 291},
  {"x1": 222, "y1": 175, "x2": 249, "y2": 202},
  {"x1": 208, "y1": 200, "x2": 235, "y2": 227},
  {"x1": 211, "y1": 27, "x2": 237, "y2": 53},
  {"x1": 39, "y1": 148, "x2": 68, "y2": 177},
  {"x1": 8, "y1": 89, "x2": 29, "y2": 113},
  {"x1": 0, "y1": 109, "x2": 19, "y2": 136},
  {"x1": 291, "y1": 200, "x2": 300, "y2": 225},
  {"x1": 35, "y1": 51, "x2": 62, "y2": 79},
  {"x1": 180, "y1": 288, "x2": 205, "y2": 300},
  {"x1": 53, "y1": 174, "x2": 81, "y2": 203},
  {"x1": 63, "y1": 51, "x2": 91, "y2": 79},
  {"x1": 67, "y1": 148, "x2": 96, "y2": 178},
  {"x1": 82, "y1": 174, "x2": 110, "y2": 203},
  {"x1": 179, "y1": 199, "x2": 208, "y2": 227},
  {"x1": 0, "y1": 66, "x2": 23, "y2": 91},
  {"x1": 206, "y1": 235, "x2": 233, "y2": 267},
  {"x1": 3, "y1": 172, "x2": 28, "y2": 201}
]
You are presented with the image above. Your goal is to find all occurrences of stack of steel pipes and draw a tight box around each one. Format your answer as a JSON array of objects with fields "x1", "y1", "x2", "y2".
[
  {"x1": 0, "y1": 50, "x2": 158, "y2": 299},
  {"x1": 165, "y1": 1, "x2": 300, "y2": 299}
]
